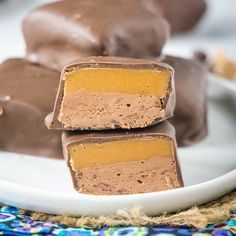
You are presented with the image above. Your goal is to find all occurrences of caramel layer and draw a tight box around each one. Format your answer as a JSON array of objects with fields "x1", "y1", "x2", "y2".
[
  {"x1": 64, "y1": 68, "x2": 171, "y2": 97},
  {"x1": 68, "y1": 137, "x2": 174, "y2": 171}
]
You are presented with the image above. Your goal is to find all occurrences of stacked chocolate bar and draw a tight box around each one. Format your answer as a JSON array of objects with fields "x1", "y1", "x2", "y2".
[
  {"x1": 0, "y1": 0, "x2": 208, "y2": 195},
  {"x1": 44, "y1": 56, "x2": 184, "y2": 194}
]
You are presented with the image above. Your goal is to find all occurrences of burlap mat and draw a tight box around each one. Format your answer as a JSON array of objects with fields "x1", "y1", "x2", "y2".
[{"x1": 26, "y1": 190, "x2": 236, "y2": 229}]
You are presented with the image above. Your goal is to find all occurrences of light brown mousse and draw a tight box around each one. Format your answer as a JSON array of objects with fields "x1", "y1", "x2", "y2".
[
  {"x1": 75, "y1": 157, "x2": 180, "y2": 195},
  {"x1": 59, "y1": 91, "x2": 165, "y2": 129}
]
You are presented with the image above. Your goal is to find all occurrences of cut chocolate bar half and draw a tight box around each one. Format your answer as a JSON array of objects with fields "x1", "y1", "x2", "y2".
[
  {"x1": 62, "y1": 121, "x2": 183, "y2": 195},
  {"x1": 46, "y1": 56, "x2": 175, "y2": 130}
]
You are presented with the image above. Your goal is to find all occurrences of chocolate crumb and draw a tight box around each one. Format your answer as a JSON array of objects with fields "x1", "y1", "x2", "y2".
[
  {"x1": 77, "y1": 172, "x2": 83, "y2": 179},
  {"x1": 193, "y1": 50, "x2": 207, "y2": 63}
]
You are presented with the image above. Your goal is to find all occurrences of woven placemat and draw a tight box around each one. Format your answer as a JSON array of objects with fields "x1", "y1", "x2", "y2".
[{"x1": 24, "y1": 190, "x2": 236, "y2": 229}]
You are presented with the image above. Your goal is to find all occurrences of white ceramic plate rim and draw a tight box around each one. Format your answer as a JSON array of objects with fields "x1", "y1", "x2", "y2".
[
  {"x1": 0, "y1": 169, "x2": 235, "y2": 199},
  {"x1": 209, "y1": 73, "x2": 236, "y2": 93},
  {"x1": 0, "y1": 169, "x2": 235, "y2": 216}
]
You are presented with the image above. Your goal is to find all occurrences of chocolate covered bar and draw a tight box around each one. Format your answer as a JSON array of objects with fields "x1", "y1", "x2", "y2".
[
  {"x1": 22, "y1": 0, "x2": 170, "y2": 71},
  {"x1": 46, "y1": 57, "x2": 175, "y2": 130},
  {"x1": 62, "y1": 121, "x2": 183, "y2": 195},
  {"x1": 161, "y1": 56, "x2": 207, "y2": 146},
  {"x1": 0, "y1": 59, "x2": 62, "y2": 158},
  {"x1": 155, "y1": 0, "x2": 206, "y2": 33}
]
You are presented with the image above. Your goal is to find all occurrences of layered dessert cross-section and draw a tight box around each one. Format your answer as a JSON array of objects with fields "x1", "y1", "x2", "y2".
[
  {"x1": 46, "y1": 56, "x2": 175, "y2": 130},
  {"x1": 62, "y1": 121, "x2": 183, "y2": 195}
]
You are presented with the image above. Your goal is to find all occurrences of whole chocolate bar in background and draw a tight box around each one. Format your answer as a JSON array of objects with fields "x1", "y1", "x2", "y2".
[
  {"x1": 22, "y1": 0, "x2": 170, "y2": 71},
  {"x1": 155, "y1": 0, "x2": 207, "y2": 33},
  {"x1": 161, "y1": 56, "x2": 207, "y2": 146},
  {"x1": 0, "y1": 59, "x2": 62, "y2": 159},
  {"x1": 45, "y1": 56, "x2": 175, "y2": 130},
  {"x1": 62, "y1": 121, "x2": 184, "y2": 195}
]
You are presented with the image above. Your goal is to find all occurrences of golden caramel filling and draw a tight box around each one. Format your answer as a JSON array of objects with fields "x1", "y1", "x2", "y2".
[
  {"x1": 64, "y1": 68, "x2": 171, "y2": 97},
  {"x1": 68, "y1": 138, "x2": 174, "y2": 171}
]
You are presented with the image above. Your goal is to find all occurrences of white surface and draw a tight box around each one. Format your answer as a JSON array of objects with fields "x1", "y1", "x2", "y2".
[
  {"x1": 0, "y1": 0, "x2": 236, "y2": 216},
  {"x1": 209, "y1": 73, "x2": 236, "y2": 94},
  {"x1": 0, "y1": 80, "x2": 235, "y2": 216}
]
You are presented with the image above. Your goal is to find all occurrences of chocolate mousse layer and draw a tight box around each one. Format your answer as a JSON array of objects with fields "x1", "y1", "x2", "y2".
[
  {"x1": 23, "y1": 0, "x2": 169, "y2": 71},
  {"x1": 46, "y1": 56, "x2": 175, "y2": 130},
  {"x1": 75, "y1": 157, "x2": 180, "y2": 195},
  {"x1": 62, "y1": 121, "x2": 183, "y2": 195},
  {"x1": 0, "y1": 59, "x2": 62, "y2": 158}
]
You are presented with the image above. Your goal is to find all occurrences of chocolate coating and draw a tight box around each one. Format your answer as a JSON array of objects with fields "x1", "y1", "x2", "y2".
[
  {"x1": 45, "y1": 56, "x2": 175, "y2": 130},
  {"x1": 0, "y1": 59, "x2": 62, "y2": 158},
  {"x1": 22, "y1": 0, "x2": 170, "y2": 71},
  {"x1": 62, "y1": 121, "x2": 184, "y2": 194},
  {"x1": 161, "y1": 56, "x2": 208, "y2": 146},
  {"x1": 155, "y1": 0, "x2": 207, "y2": 33}
]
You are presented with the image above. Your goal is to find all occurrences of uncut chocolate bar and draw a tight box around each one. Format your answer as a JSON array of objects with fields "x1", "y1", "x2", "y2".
[
  {"x1": 46, "y1": 57, "x2": 175, "y2": 130},
  {"x1": 162, "y1": 56, "x2": 207, "y2": 146},
  {"x1": 62, "y1": 121, "x2": 183, "y2": 195},
  {"x1": 0, "y1": 59, "x2": 62, "y2": 158},
  {"x1": 22, "y1": 0, "x2": 169, "y2": 71},
  {"x1": 155, "y1": 0, "x2": 206, "y2": 33}
]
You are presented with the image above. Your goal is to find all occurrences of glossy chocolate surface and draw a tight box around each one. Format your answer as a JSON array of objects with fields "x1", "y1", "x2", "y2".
[
  {"x1": 0, "y1": 59, "x2": 62, "y2": 158},
  {"x1": 155, "y1": 0, "x2": 206, "y2": 33},
  {"x1": 162, "y1": 55, "x2": 208, "y2": 146},
  {"x1": 23, "y1": 0, "x2": 169, "y2": 71}
]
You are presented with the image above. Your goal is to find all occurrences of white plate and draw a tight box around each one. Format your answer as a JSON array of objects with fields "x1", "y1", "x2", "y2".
[
  {"x1": 209, "y1": 73, "x2": 236, "y2": 94},
  {"x1": 0, "y1": 77, "x2": 236, "y2": 216}
]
